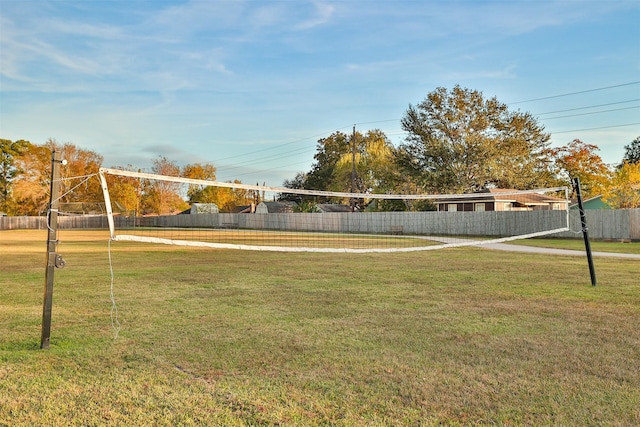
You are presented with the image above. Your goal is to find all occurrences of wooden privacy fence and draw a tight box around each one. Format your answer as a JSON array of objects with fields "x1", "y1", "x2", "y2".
[{"x1": 1, "y1": 209, "x2": 639, "y2": 241}]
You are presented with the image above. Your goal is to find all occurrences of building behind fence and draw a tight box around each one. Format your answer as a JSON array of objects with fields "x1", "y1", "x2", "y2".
[{"x1": 1, "y1": 209, "x2": 639, "y2": 241}]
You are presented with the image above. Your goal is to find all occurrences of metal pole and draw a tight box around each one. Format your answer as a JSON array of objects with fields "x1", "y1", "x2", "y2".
[
  {"x1": 41, "y1": 150, "x2": 63, "y2": 349},
  {"x1": 573, "y1": 177, "x2": 597, "y2": 287},
  {"x1": 350, "y1": 125, "x2": 356, "y2": 211}
]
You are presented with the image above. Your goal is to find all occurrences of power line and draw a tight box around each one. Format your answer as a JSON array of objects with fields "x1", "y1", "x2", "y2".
[
  {"x1": 535, "y1": 99, "x2": 640, "y2": 116},
  {"x1": 552, "y1": 122, "x2": 640, "y2": 134},
  {"x1": 216, "y1": 145, "x2": 315, "y2": 173},
  {"x1": 210, "y1": 83, "x2": 640, "y2": 178},
  {"x1": 510, "y1": 81, "x2": 640, "y2": 105},
  {"x1": 210, "y1": 124, "x2": 353, "y2": 164},
  {"x1": 542, "y1": 106, "x2": 640, "y2": 121}
]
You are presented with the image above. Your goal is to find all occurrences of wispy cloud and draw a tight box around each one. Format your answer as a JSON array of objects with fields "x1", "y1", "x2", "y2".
[
  {"x1": 445, "y1": 64, "x2": 519, "y2": 82},
  {"x1": 293, "y1": 1, "x2": 335, "y2": 30}
]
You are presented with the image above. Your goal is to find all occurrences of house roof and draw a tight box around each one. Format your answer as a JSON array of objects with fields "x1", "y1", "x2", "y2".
[
  {"x1": 314, "y1": 203, "x2": 353, "y2": 213},
  {"x1": 435, "y1": 188, "x2": 567, "y2": 207},
  {"x1": 257, "y1": 201, "x2": 298, "y2": 213},
  {"x1": 570, "y1": 195, "x2": 610, "y2": 209},
  {"x1": 233, "y1": 205, "x2": 254, "y2": 213}
]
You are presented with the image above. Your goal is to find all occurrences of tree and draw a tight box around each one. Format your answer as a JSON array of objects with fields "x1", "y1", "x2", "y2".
[
  {"x1": 333, "y1": 129, "x2": 397, "y2": 195},
  {"x1": 182, "y1": 162, "x2": 218, "y2": 203},
  {"x1": 10, "y1": 143, "x2": 50, "y2": 215},
  {"x1": 181, "y1": 163, "x2": 252, "y2": 212},
  {"x1": 333, "y1": 129, "x2": 401, "y2": 210},
  {"x1": 305, "y1": 131, "x2": 351, "y2": 193},
  {"x1": 105, "y1": 165, "x2": 142, "y2": 214},
  {"x1": 0, "y1": 138, "x2": 31, "y2": 214},
  {"x1": 621, "y1": 136, "x2": 640, "y2": 165},
  {"x1": 399, "y1": 85, "x2": 555, "y2": 193},
  {"x1": 602, "y1": 161, "x2": 640, "y2": 208},
  {"x1": 290, "y1": 129, "x2": 399, "y2": 205},
  {"x1": 50, "y1": 140, "x2": 104, "y2": 205},
  {"x1": 142, "y1": 156, "x2": 187, "y2": 214},
  {"x1": 551, "y1": 139, "x2": 611, "y2": 198},
  {"x1": 10, "y1": 139, "x2": 104, "y2": 215},
  {"x1": 219, "y1": 180, "x2": 253, "y2": 212}
]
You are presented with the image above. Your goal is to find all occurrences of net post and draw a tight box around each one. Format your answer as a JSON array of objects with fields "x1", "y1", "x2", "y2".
[
  {"x1": 572, "y1": 177, "x2": 597, "y2": 286},
  {"x1": 98, "y1": 169, "x2": 116, "y2": 239},
  {"x1": 41, "y1": 150, "x2": 63, "y2": 349}
]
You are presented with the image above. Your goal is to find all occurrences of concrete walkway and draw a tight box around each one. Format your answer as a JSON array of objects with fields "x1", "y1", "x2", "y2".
[
  {"x1": 426, "y1": 236, "x2": 640, "y2": 260},
  {"x1": 481, "y1": 242, "x2": 640, "y2": 260}
]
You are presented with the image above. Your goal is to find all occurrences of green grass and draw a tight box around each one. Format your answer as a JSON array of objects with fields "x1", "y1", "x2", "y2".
[{"x1": 1, "y1": 230, "x2": 639, "y2": 426}]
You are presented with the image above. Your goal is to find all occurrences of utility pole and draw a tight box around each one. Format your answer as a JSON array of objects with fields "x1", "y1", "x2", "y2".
[
  {"x1": 350, "y1": 125, "x2": 356, "y2": 211},
  {"x1": 41, "y1": 150, "x2": 65, "y2": 349}
]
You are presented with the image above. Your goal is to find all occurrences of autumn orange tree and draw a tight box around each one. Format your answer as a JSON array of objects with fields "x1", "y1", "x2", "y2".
[
  {"x1": 181, "y1": 163, "x2": 252, "y2": 212},
  {"x1": 0, "y1": 138, "x2": 32, "y2": 214},
  {"x1": 551, "y1": 139, "x2": 611, "y2": 198},
  {"x1": 182, "y1": 162, "x2": 218, "y2": 204},
  {"x1": 214, "y1": 180, "x2": 254, "y2": 212},
  {"x1": 53, "y1": 140, "x2": 104, "y2": 204},
  {"x1": 9, "y1": 139, "x2": 104, "y2": 215},
  {"x1": 103, "y1": 165, "x2": 143, "y2": 214},
  {"x1": 6, "y1": 141, "x2": 48, "y2": 215},
  {"x1": 141, "y1": 156, "x2": 188, "y2": 215}
]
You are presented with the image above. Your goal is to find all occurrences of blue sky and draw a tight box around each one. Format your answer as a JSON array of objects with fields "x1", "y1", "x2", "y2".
[{"x1": 1, "y1": 0, "x2": 639, "y2": 186}]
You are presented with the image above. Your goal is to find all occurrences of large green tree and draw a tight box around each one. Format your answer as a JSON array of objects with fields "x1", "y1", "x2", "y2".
[
  {"x1": 304, "y1": 131, "x2": 352, "y2": 192},
  {"x1": 286, "y1": 129, "x2": 400, "y2": 209},
  {"x1": 296, "y1": 130, "x2": 398, "y2": 192},
  {"x1": 399, "y1": 85, "x2": 555, "y2": 193},
  {"x1": 621, "y1": 136, "x2": 640, "y2": 165},
  {"x1": 0, "y1": 138, "x2": 32, "y2": 214}
]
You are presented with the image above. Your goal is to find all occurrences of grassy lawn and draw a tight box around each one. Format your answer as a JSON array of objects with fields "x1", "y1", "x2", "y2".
[{"x1": 1, "y1": 230, "x2": 639, "y2": 426}]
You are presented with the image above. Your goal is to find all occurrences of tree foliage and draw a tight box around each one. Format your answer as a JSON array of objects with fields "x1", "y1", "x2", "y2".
[
  {"x1": 0, "y1": 138, "x2": 32, "y2": 213},
  {"x1": 10, "y1": 143, "x2": 50, "y2": 215},
  {"x1": 181, "y1": 163, "x2": 253, "y2": 212},
  {"x1": 603, "y1": 161, "x2": 640, "y2": 208},
  {"x1": 286, "y1": 129, "x2": 400, "y2": 209},
  {"x1": 304, "y1": 131, "x2": 351, "y2": 193},
  {"x1": 551, "y1": 139, "x2": 611, "y2": 198},
  {"x1": 333, "y1": 129, "x2": 397, "y2": 195},
  {"x1": 141, "y1": 156, "x2": 187, "y2": 215},
  {"x1": 399, "y1": 85, "x2": 555, "y2": 193},
  {"x1": 9, "y1": 139, "x2": 103, "y2": 215},
  {"x1": 104, "y1": 165, "x2": 142, "y2": 214},
  {"x1": 182, "y1": 162, "x2": 218, "y2": 204},
  {"x1": 621, "y1": 136, "x2": 640, "y2": 165},
  {"x1": 53, "y1": 140, "x2": 104, "y2": 204}
]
